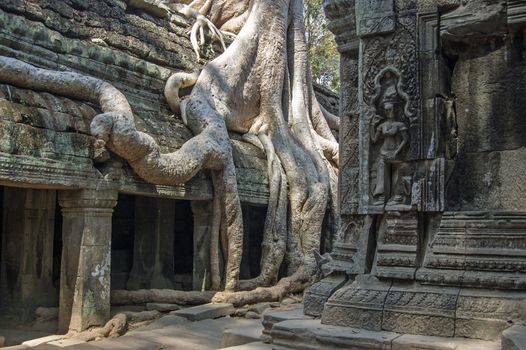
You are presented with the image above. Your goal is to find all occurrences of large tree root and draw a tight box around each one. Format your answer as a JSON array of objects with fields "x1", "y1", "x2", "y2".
[
  {"x1": 111, "y1": 290, "x2": 217, "y2": 306},
  {"x1": 70, "y1": 311, "x2": 162, "y2": 342},
  {"x1": 111, "y1": 269, "x2": 311, "y2": 308},
  {"x1": 212, "y1": 268, "x2": 311, "y2": 307}
]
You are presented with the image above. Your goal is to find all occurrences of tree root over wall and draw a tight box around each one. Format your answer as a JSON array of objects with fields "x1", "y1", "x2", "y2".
[{"x1": 0, "y1": 0, "x2": 339, "y2": 314}]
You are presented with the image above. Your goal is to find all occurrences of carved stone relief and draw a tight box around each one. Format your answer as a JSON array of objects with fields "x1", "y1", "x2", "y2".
[{"x1": 367, "y1": 67, "x2": 411, "y2": 208}]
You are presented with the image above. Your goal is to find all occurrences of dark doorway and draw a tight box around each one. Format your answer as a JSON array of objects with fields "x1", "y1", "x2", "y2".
[
  {"x1": 111, "y1": 194, "x2": 135, "y2": 289},
  {"x1": 174, "y1": 200, "x2": 193, "y2": 290},
  {"x1": 240, "y1": 204, "x2": 267, "y2": 280},
  {"x1": 52, "y1": 194, "x2": 62, "y2": 289}
]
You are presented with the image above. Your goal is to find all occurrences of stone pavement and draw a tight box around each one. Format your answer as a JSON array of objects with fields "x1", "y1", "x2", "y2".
[
  {"x1": 26, "y1": 315, "x2": 263, "y2": 350},
  {"x1": 4, "y1": 306, "x2": 519, "y2": 350}
]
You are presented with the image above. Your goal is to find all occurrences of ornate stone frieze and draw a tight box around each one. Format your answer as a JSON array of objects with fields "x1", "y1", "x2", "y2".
[{"x1": 418, "y1": 211, "x2": 526, "y2": 289}]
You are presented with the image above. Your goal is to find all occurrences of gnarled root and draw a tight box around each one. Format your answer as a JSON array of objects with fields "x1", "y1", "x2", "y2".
[
  {"x1": 111, "y1": 290, "x2": 216, "y2": 306},
  {"x1": 238, "y1": 132, "x2": 288, "y2": 291},
  {"x1": 70, "y1": 311, "x2": 161, "y2": 342},
  {"x1": 164, "y1": 71, "x2": 199, "y2": 123},
  {"x1": 213, "y1": 267, "x2": 312, "y2": 307},
  {"x1": 111, "y1": 268, "x2": 311, "y2": 308}
]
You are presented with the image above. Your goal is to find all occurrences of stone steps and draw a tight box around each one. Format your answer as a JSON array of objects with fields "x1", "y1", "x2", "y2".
[
  {"x1": 261, "y1": 307, "x2": 312, "y2": 335},
  {"x1": 219, "y1": 342, "x2": 291, "y2": 350},
  {"x1": 269, "y1": 318, "x2": 501, "y2": 350},
  {"x1": 172, "y1": 303, "x2": 235, "y2": 322},
  {"x1": 219, "y1": 323, "x2": 264, "y2": 348}
]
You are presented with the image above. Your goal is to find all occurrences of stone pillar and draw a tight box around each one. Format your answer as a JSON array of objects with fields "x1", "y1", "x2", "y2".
[
  {"x1": 191, "y1": 201, "x2": 212, "y2": 291},
  {"x1": 0, "y1": 188, "x2": 57, "y2": 320},
  {"x1": 58, "y1": 189, "x2": 117, "y2": 333},
  {"x1": 127, "y1": 197, "x2": 175, "y2": 290}
]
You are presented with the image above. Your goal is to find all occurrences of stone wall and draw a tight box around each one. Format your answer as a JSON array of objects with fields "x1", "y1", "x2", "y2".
[
  {"x1": 0, "y1": 0, "x2": 270, "y2": 202},
  {"x1": 305, "y1": 0, "x2": 526, "y2": 342},
  {"x1": 0, "y1": 0, "x2": 340, "y2": 334}
]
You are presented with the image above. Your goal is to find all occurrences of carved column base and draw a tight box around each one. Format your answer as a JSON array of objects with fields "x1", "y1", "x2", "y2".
[
  {"x1": 304, "y1": 273, "x2": 348, "y2": 317},
  {"x1": 375, "y1": 211, "x2": 419, "y2": 280},
  {"x1": 322, "y1": 276, "x2": 526, "y2": 340}
]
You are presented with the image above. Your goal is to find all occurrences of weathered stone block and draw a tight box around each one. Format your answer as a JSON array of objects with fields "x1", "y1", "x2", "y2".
[
  {"x1": 304, "y1": 273, "x2": 347, "y2": 317},
  {"x1": 172, "y1": 303, "x2": 235, "y2": 321},
  {"x1": 220, "y1": 342, "x2": 287, "y2": 350},
  {"x1": 262, "y1": 308, "x2": 311, "y2": 335},
  {"x1": 455, "y1": 289, "x2": 526, "y2": 340},
  {"x1": 382, "y1": 285, "x2": 459, "y2": 337},
  {"x1": 392, "y1": 334, "x2": 457, "y2": 350},
  {"x1": 220, "y1": 323, "x2": 264, "y2": 348},
  {"x1": 271, "y1": 319, "x2": 398, "y2": 350},
  {"x1": 146, "y1": 303, "x2": 181, "y2": 313},
  {"x1": 502, "y1": 325, "x2": 526, "y2": 350},
  {"x1": 322, "y1": 276, "x2": 391, "y2": 331}
]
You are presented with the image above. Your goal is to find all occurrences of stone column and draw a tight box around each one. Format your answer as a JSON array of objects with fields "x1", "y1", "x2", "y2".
[
  {"x1": 191, "y1": 201, "x2": 212, "y2": 291},
  {"x1": 127, "y1": 197, "x2": 176, "y2": 290},
  {"x1": 0, "y1": 188, "x2": 57, "y2": 320},
  {"x1": 58, "y1": 189, "x2": 117, "y2": 333}
]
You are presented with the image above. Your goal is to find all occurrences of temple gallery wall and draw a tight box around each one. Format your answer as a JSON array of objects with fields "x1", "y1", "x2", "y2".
[
  {"x1": 0, "y1": 0, "x2": 525, "y2": 348},
  {"x1": 0, "y1": 0, "x2": 337, "y2": 333}
]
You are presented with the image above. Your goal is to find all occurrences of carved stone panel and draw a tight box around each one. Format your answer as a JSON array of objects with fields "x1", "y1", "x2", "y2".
[
  {"x1": 357, "y1": 10, "x2": 421, "y2": 213},
  {"x1": 375, "y1": 211, "x2": 419, "y2": 280},
  {"x1": 355, "y1": 0, "x2": 395, "y2": 37},
  {"x1": 417, "y1": 211, "x2": 526, "y2": 289}
]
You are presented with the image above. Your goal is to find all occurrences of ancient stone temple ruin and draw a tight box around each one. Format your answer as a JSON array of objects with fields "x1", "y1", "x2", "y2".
[
  {"x1": 302, "y1": 0, "x2": 526, "y2": 345},
  {"x1": 0, "y1": 0, "x2": 525, "y2": 349},
  {"x1": 0, "y1": 0, "x2": 337, "y2": 339}
]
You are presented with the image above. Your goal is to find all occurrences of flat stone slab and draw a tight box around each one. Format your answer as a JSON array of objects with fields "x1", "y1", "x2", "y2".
[
  {"x1": 146, "y1": 303, "x2": 181, "y2": 312},
  {"x1": 392, "y1": 335, "x2": 460, "y2": 350},
  {"x1": 262, "y1": 308, "x2": 311, "y2": 334},
  {"x1": 219, "y1": 341, "x2": 291, "y2": 350},
  {"x1": 22, "y1": 335, "x2": 64, "y2": 347},
  {"x1": 172, "y1": 303, "x2": 235, "y2": 321},
  {"x1": 271, "y1": 319, "x2": 399, "y2": 350},
  {"x1": 47, "y1": 339, "x2": 87, "y2": 348},
  {"x1": 502, "y1": 325, "x2": 526, "y2": 350},
  {"x1": 219, "y1": 323, "x2": 264, "y2": 348},
  {"x1": 270, "y1": 319, "x2": 501, "y2": 350}
]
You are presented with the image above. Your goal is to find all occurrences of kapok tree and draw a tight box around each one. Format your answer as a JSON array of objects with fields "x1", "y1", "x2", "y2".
[{"x1": 0, "y1": 0, "x2": 339, "y2": 304}]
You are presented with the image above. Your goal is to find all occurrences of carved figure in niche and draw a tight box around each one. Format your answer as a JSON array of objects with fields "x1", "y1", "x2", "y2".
[{"x1": 369, "y1": 67, "x2": 411, "y2": 206}]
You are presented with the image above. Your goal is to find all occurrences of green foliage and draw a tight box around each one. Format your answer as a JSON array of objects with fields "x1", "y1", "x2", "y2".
[{"x1": 304, "y1": 0, "x2": 340, "y2": 92}]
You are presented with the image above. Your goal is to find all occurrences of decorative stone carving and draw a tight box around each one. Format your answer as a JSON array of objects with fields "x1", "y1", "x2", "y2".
[
  {"x1": 320, "y1": 0, "x2": 526, "y2": 341},
  {"x1": 368, "y1": 67, "x2": 411, "y2": 208},
  {"x1": 417, "y1": 211, "x2": 526, "y2": 289},
  {"x1": 375, "y1": 211, "x2": 418, "y2": 280},
  {"x1": 355, "y1": 0, "x2": 396, "y2": 37}
]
